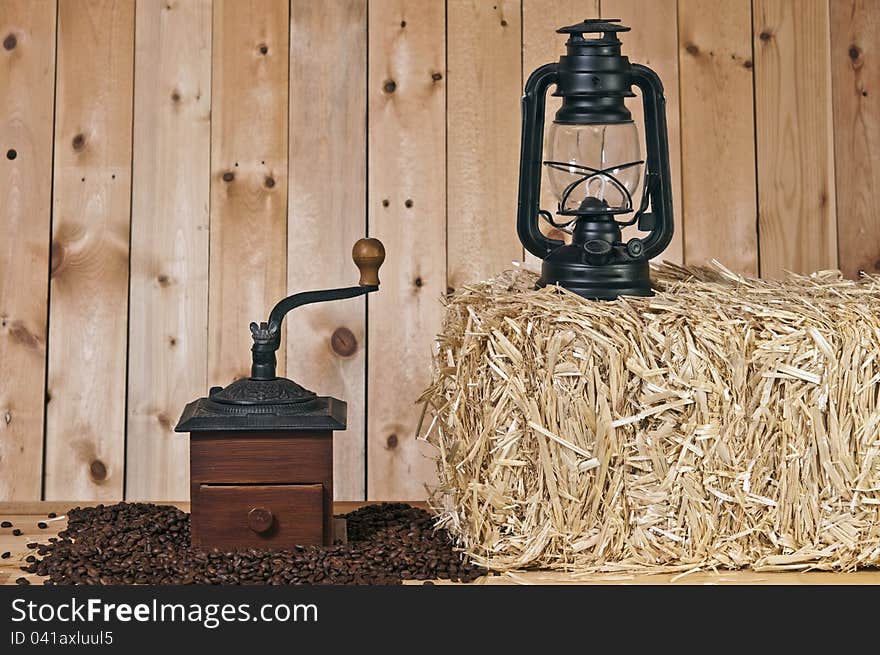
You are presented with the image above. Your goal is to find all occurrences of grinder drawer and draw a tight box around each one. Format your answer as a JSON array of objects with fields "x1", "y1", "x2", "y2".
[{"x1": 193, "y1": 483, "x2": 324, "y2": 550}]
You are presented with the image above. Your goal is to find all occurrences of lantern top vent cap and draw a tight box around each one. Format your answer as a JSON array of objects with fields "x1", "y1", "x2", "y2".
[{"x1": 557, "y1": 19, "x2": 630, "y2": 35}]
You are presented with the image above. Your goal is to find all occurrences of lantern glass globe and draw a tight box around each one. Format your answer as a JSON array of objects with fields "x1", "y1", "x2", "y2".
[{"x1": 545, "y1": 121, "x2": 641, "y2": 214}]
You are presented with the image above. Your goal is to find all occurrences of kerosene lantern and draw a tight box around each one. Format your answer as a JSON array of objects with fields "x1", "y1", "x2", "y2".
[
  {"x1": 517, "y1": 19, "x2": 673, "y2": 299},
  {"x1": 175, "y1": 239, "x2": 385, "y2": 550}
]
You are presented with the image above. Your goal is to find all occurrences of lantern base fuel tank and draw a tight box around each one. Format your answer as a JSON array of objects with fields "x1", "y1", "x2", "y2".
[
  {"x1": 175, "y1": 239, "x2": 385, "y2": 550},
  {"x1": 517, "y1": 19, "x2": 674, "y2": 300}
]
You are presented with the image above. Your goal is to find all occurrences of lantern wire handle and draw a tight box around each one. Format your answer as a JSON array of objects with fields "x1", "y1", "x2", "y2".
[
  {"x1": 539, "y1": 159, "x2": 644, "y2": 232},
  {"x1": 543, "y1": 159, "x2": 643, "y2": 214}
]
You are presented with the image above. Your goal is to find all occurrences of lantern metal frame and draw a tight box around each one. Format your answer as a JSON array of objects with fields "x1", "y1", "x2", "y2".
[{"x1": 516, "y1": 18, "x2": 674, "y2": 300}]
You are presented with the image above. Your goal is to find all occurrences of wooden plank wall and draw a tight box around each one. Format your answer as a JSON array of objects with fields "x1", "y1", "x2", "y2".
[
  {"x1": 45, "y1": 0, "x2": 135, "y2": 500},
  {"x1": 367, "y1": 0, "x2": 446, "y2": 499},
  {"x1": 288, "y1": 0, "x2": 367, "y2": 500},
  {"x1": 754, "y1": 0, "x2": 837, "y2": 277},
  {"x1": 0, "y1": 0, "x2": 56, "y2": 500},
  {"x1": 1, "y1": 0, "x2": 877, "y2": 502},
  {"x1": 678, "y1": 0, "x2": 758, "y2": 275},
  {"x1": 126, "y1": 0, "x2": 211, "y2": 501}
]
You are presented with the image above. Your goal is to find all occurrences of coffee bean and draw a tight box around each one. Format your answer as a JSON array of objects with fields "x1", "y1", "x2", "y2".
[
  {"x1": 21, "y1": 502, "x2": 483, "y2": 586},
  {"x1": 16, "y1": 577, "x2": 29, "y2": 585},
  {"x1": 26, "y1": 555, "x2": 35, "y2": 562},
  {"x1": 37, "y1": 522, "x2": 47, "y2": 529},
  {"x1": 47, "y1": 512, "x2": 57, "y2": 518},
  {"x1": 1, "y1": 552, "x2": 10, "y2": 559},
  {"x1": 12, "y1": 529, "x2": 22, "y2": 536},
  {"x1": 26, "y1": 542, "x2": 37, "y2": 549},
  {"x1": 1, "y1": 521, "x2": 12, "y2": 528}
]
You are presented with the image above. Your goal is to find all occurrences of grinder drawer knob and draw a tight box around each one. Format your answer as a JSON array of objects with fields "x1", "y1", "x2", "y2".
[{"x1": 247, "y1": 506, "x2": 275, "y2": 534}]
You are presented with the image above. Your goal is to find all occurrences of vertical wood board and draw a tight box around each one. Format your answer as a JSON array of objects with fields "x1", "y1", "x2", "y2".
[
  {"x1": 678, "y1": 0, "x2": 758, "y2": 274},
  {"x1": 46, "y1": 0, "x2": 135, "y2": 500},
  {"x1": 0, "y1": 0, "x2": 56, "y2": 499},
  {"x1": 208, "y1": 0, "x2": 289, "y2": 388},
  {"x1": 830, "y1": 0, "x2": 880, "y2": 279},
  {"x1": 367, "y1": 0, "x2": 446, "y2": 500},
  {"x1": 288, "y1": 0, "x2": 367, "y2": 500},
  {"x1": 126, "y1": 0, "x2": 211, "y2": 501},
  {"x1": 754, "y1": 0, "x2": 837, "y2": 276},
  {"x1": 447, "y1": 0, "x2": 523, "y2": 292}
]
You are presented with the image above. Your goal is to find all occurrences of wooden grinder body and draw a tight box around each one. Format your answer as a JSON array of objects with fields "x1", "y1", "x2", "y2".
[{"x1": 189, "y1": 431, "x2": 334, "y2": 550}]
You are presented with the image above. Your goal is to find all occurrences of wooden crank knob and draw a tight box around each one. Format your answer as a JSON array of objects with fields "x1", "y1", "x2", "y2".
[
  {"x1": 352, "y1": 238, "x2": 385, "y2": 287},
  {"x1": 247, "y1": 506, "x2": 275, "y2": 534}
]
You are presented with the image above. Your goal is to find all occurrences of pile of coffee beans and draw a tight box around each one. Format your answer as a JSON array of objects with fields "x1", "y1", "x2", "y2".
[{"x1": 19, "y1": 502, "x2": 483, "y2": 585}]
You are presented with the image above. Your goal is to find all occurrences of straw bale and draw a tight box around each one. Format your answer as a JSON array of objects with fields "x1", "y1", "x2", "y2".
[{"x1": 418, "y1": 263, "x2": 880, "y2": 573}]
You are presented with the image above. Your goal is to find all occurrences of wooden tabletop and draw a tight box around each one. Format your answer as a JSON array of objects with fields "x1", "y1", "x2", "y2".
[{"x1": 3, "y1": 502, "x2": 879, "y2": 586}]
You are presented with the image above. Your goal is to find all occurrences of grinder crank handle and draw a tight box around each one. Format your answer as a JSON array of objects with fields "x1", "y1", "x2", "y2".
[
  {"x1": 351, "y1": 238, "x2": 385, "y2": 287},
  {"x1": 249, "y1": 238, "x2": 385, "y2": 380},
  {"x1": 265, "y1": 238, "x2": 385, "y2": 329}
]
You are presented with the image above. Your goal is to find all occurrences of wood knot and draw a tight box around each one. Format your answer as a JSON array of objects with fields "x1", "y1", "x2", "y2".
[
  {"x1": 849, "y1": 44, "x2": 863, "y2": 69},
  {"x1": 330, "y1": 327, "x2": 358, "y2": 357},
  {"x1": 743, "y1": 59, "x2": 753, "y2": 69},
  {"x1": 71, "y1": 133, "x2": 86, "y2": 152},
  {"x1": 684, "y1": 43, "x2": 699, "y2": 56},
  {"x1": 414, "y1": 277, "x2": 423, "y2": 288},
  {"x1": 258, "y1": 43, "x2": 269, "y2": 55},
  {"x1": 168, "y1": 335, "x2": 177, "y2": 347},
  {"x1": 222, "y1": 171, "x2": 234, "y2": 182},
  {"x1": 383, "y1": 79, "x2": 397, "y2": 94},
  {"x1": 4, "y1": 411, "x2": 11, "y2": 426},
  {"x1": 89, "y1": 460, "x2": 107, "y2": 481},
  {"x1": 386, "y1": 434, "x2": 398, "y2": 449},
  {"x1": 3, "y1": 33, "x2": 16, "y2": 51},
  {"x1": 9, "y1": 321, "x2": 41, "y2": 350},
  {"x1": 431, "y1": 71, "x2": 443, "y2": 82},
  {"x1": 759, "y1": 30, "x2": 773, "y2": 42},
  {"x1": 404, "y1": 198, "x2": 413, "y2": 208},
  {"x1": 400, "y1": 20, "x2": 406, "y2": 28},
  {"x1": 6, "y1": 149, "x2": 16, "y2": 160},
  {"x1": 264, "y1": 176, "x2": 275, "y2": 188},
  {"x1": 50, "y1": 241, "x2": 66, "y2": 277},
  {"x1": 500, "y1": 19, "x2": 508, "y2": 27},
  {"x1": 170, "y1": 89, "x2": 181, "y2": 102},
  {"x1": 156, "y1": 412, "x2": 172, "y2": 431},
  {"x1": 382, "y1": 199, "x2": 390, "y2": 207},
  {"x1": 157, "y1": 274, "x2": 171, "y2": 287}
]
